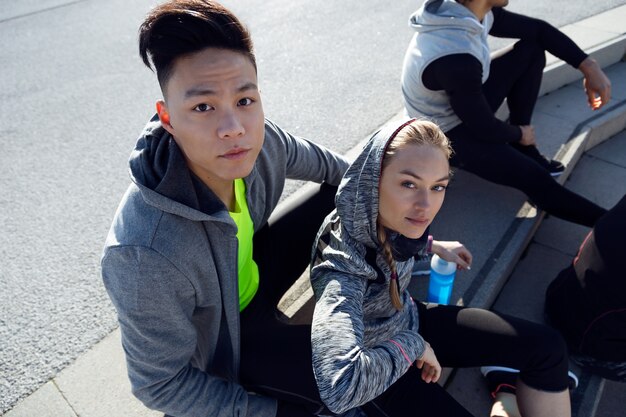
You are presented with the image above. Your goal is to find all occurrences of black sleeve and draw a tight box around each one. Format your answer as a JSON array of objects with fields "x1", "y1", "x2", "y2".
[
  {"x1": 490, "y1": 7, "x2": 588, "y2": 68},
  {"x1": 422, "y1": 54, "x2": 522, "y2": 144}
]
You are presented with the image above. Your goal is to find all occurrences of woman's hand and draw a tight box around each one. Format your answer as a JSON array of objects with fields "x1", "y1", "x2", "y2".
[
  {"x1": 416, "y1": 342, "x2": 441, "y2": 383},
  {"x1": 431, "y1": 240, "x2": 473, "y2": 270}
]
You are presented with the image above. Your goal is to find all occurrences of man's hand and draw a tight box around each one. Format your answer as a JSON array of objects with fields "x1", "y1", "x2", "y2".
[
  {"x1": 518, "y1": 125, "x2": 536, "y2": 146},
  {"x1": 416, "y1": 342, "x2": 441, "y2": 383},
  {"x1": 431, "y1": 240, "x2": 473, "y2": 270},
  {"x1": 579, "y1": 57, "x2": 611, "y2": 110}
]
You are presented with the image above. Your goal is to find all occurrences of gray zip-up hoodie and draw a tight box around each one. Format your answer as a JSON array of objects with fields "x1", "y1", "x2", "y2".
[
  {"x1": 401, "y1": 0, "x2": 493, "y2": 132},
  {"x1": 310, "y1": 120, "x2": 428, "y2": 414},
  {"x1": 101, "y1": 115, "x2": 349, "y2": 417}
]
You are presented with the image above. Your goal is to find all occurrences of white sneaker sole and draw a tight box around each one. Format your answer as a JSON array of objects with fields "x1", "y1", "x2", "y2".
[{"x1": 480, "y1": 366, "x2": 579, "y2": 389}]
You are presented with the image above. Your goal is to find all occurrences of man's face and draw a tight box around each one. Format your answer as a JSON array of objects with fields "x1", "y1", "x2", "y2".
[{"x1": 158, "y1": 48, "x2": 265, "y2": 196}]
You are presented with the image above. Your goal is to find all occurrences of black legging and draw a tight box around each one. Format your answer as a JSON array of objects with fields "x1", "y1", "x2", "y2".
[
  {"x1": 362, "y1": 303, "x2": 570, "y2": 417},
  {"x1": 448, "y1": 38, "x2": 606, "y2": 227},
  {"x1": 239, "y1": 183, "x2": 570, "y2": 417}
]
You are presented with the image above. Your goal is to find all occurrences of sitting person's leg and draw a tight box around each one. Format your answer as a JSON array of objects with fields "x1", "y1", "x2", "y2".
[
  {"x1": 480, "y1": 366, "x2": 578, "y2": 417},
  {"x1": 361, "y1": 366, "x2": 475, "y2": 417},
  {"x1": 483, "y1": 39, "x2": 546, "y2": 125},
  {"x1": 239, "y1": 315, "x2": 324, "y2": 415},
  {"x1": 416, "y1": 302, "x2": 571, "y2": 417},
  {"x1": 240, "y1": 183, "x2": 338, "y2": 415},
  {"x1": 484, "y1": 39, "x2": 565, "y2": 176},
  {"x1": 447, "y1": 125, "x2": 606, "y2": 227}
]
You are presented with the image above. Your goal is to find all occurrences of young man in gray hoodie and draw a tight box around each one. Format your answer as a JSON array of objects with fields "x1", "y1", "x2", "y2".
[{"x1": 101, "y1": 1, "x2": 349, "y2": 416}]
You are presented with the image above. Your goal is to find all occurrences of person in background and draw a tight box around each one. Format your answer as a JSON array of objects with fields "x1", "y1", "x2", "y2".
[{"x1": 401, "y1": 0, "x2": 611, "y2": 228}]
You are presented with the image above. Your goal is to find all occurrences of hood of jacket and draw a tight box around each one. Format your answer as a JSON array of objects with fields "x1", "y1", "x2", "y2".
[
  {"x1": 335, "y1": 118, "x2": 427, "y2": 252},
  {"x1": 409, "y1": 0, "x2": 485, "y2": 36},
  {"x1": 128, "y1": 115, "x2": 230, "y2": 223}
]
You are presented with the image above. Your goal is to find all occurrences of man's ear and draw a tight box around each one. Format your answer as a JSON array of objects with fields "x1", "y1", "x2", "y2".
[{"x1": 156, "y1": 100, "x2": 174, "y2": 133}]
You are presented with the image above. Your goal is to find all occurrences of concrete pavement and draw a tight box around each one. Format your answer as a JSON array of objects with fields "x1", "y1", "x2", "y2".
[{"x1": 3, "y1": 5, "x2": 626, "y2": 417}]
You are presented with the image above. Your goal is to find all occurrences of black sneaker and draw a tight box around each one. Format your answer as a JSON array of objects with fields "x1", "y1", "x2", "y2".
[
  {"x1": 512, "y1": 143, "x2": 565, "y2": 177},
  {"x1": 480, "y1": 366, "x2": 578, "y2": 397}
]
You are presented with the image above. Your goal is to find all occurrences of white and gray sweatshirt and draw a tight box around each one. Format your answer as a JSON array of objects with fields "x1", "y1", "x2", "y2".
[{"x1": 310, "y1": 119, "x2": 428, "y2": 414}]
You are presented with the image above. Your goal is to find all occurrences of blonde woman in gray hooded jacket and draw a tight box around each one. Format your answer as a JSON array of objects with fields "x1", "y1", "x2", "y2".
[{"x1": 310, "y1": 119, "x2": 572, "y2": 417}]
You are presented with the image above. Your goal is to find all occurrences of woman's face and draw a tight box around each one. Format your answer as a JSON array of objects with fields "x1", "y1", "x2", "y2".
[{"x1": 378, "y1": 143, "x2": 450, "y2": 239}]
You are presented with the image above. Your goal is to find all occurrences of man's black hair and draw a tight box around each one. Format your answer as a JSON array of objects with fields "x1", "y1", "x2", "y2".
[{"x1": 138, "y1": 0, "x2": 256, "y2": 92}]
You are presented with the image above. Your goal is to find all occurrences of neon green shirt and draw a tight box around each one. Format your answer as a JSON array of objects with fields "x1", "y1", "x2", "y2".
[{"x1": 229, "y1": 179, "x2": 259, "y2": 311}]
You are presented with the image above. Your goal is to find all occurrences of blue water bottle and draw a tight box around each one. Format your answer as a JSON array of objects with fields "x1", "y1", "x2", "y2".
[{"x1": 427, "y1": 254, "x2": 456, "y2": 304}]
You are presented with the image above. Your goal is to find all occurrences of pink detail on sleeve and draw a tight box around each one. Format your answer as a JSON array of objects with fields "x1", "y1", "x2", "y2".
[{"x1": 389, "y1": 339, "x2": 412, "y2": 365}]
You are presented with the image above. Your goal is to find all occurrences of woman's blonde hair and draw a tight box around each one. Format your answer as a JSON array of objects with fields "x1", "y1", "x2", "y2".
[{"x1": 377, "y1": 120, "x2": 452, "y2": 310}]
